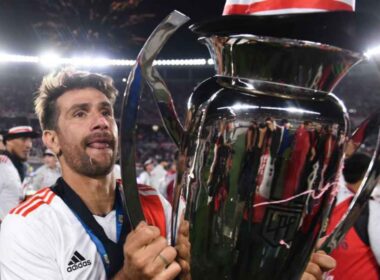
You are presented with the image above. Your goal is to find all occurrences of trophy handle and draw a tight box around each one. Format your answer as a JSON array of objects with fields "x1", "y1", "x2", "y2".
[
  {"x1": 120, "y1": 11, "x2": 189, "y2": 228},
  {"x1": 320, "y1": 111, "x2": 380, "y2": 253}
]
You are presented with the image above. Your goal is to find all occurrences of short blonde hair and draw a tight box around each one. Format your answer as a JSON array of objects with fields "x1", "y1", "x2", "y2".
[{"x1": 35, "y1": 68, "x2": 118, "y2": 130}]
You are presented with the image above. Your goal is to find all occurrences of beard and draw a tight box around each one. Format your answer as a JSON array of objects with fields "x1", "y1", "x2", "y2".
[{"x1": 59, "y1": 131, "x2": 117, "y2": 178}]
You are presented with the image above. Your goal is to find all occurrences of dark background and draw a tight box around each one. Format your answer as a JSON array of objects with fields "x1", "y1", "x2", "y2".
[{"x1": 0, "y1": 0, "x2": 379, "y2": 59}]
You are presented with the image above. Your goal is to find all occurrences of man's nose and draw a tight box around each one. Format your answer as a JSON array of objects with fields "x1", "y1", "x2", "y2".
[
  {"x1": 92, "y1": 114, "x2": 110, "y2": 130},
  {"x1": 25, "y1": 138, "x2": 33, "y2": 148}
]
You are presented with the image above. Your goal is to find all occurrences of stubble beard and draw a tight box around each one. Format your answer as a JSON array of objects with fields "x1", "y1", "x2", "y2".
[{"x1": 59, "y1": 133, "x2": 117, "y2": 178}]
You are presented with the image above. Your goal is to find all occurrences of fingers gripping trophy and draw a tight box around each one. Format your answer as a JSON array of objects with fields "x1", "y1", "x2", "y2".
[{"x1": 120, "y1": 0, "x2": 380, "y2": 279}]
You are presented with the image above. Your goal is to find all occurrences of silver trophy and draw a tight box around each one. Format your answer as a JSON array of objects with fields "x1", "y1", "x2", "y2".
[{"x1": 120, "y1": 11, "x2": 380, "y2": 280}]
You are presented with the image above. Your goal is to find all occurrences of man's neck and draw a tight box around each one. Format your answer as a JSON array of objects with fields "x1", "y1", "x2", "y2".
[{"x1": 62, "y1": 168, "x2": 116, "y2": 216}]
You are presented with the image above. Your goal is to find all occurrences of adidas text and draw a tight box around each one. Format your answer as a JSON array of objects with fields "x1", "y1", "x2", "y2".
[{"x1": 67, "y1": 260, "x2": 92, "y2": 272}]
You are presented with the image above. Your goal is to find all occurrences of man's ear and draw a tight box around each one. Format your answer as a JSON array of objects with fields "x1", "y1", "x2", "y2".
[{"x1": 42, "y1": 130, "x2": 61, "y2": 156}]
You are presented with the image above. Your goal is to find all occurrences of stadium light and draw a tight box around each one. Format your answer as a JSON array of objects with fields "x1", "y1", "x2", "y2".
[
  {"x1": 39, "y1": 52, "x2": 62, "y2": 68},
  {"x1": 364, "y1": 45, "x2": 380, "y2": 58},
  {"x1": 0, "y1": 52, "x2": 213, "y2": 67},
  {"x1": 0, "y1": 53, "x2": 38, "y2": 63}
]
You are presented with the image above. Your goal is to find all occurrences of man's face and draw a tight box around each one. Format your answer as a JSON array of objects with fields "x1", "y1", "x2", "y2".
[
  {"x1": 55, "y1": 87, "x2": 118, "y2": 177},
  {"x1": 43, "y1": 154, "x2": 57, "y2": 169},
  {"x1": 6, "y1": 137, "x2": 33, "y2": 161},
  {"x1": 145, "y1": 163, "x2": 154, "y2": 173}
]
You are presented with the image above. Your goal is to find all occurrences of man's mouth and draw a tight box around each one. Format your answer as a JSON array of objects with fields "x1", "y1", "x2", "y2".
[
  {"x1": 87, "y1": 142, "x2": 110, "y2": 149},
  {"x1": 85, "y1": 134, "x2": 115, "y2": 150}
]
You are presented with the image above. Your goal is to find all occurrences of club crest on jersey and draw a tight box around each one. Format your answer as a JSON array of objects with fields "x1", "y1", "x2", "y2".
[{"x1": 67, "y1": 251, "x2": 92, "y2": 272}]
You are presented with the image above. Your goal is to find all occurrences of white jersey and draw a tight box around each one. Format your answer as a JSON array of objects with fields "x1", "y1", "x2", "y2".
[
  {"x1": 137, "y1": 171, "x2": 152, "y2": 186},
  {"x1": 0, "y1": 154, "x2": 24, "y2": 221},
  {"x1": 0, "y1": 184, "x2": 172, "y2": 280}
]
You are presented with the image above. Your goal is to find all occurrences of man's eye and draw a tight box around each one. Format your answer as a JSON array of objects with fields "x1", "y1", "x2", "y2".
[
  {"x1": 102, "y1": 110, "x2": 112, "y2": 117},
  {"x1": 73, "y1": 111, "x2": 86, "y2": 118}
]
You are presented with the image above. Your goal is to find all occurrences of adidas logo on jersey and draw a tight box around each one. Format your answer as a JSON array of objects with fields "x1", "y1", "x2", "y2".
[{"x1": 67, "y1": 251, "x2": 92, "y2": 272}]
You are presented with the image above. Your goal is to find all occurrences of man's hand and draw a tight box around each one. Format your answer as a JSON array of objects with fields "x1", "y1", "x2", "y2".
[
  {"x1": 301, "y1": 250, "x2": 336, "y2": 280},
  {"x1": 116, "y1": 222, "x2": 181, "y2": 280},
  {"x1": 175, "y1": 215, "x2": 191, "y2": 280}
]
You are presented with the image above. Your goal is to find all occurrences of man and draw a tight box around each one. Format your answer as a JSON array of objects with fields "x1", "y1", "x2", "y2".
[
  {"x1": 0, "y1": 69, "x2": 334, "y2": 280},
  {"x1": 29, "y1": 148, "x2": 61, "y2": 191},
  {"x1": 0, "y1": 69, "x2": 181, "y2": 280},
  {"x1": 325, "y1": 153, "x2": 380, "y2": 279},
  {"x1": 0, "y1": 125, "x2": 39, "y2": 223},
  {"x1": 151, "y1": 159, "x2": 169, "y2": 190},
  {"x1": 138, "y1": 158, "x2": 154, "y2": 186}
]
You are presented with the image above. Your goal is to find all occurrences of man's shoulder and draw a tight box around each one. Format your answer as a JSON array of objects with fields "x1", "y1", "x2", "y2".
[
  {"x1": 0, "y1": 189, "x2": 58, "y2": 245},
  {"x1": 0, "y1": 154, "x2": 12, "y2": 165},
  {"x1": 7, "y1": 187, "x2": 57, "y2": 220}
]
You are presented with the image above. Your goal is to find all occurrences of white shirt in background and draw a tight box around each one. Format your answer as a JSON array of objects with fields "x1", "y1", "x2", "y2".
[
  {"x1": 150, "y1": 164, "x2": 167, "y2": 189},
  {"x1": 0, "y1": 154, "x2": 24, "y2": 221}
]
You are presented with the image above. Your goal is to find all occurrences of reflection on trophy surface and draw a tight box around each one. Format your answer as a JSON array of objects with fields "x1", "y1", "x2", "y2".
[
  {"x1": 181, "y1": 84, "x2": 348, "y2": 279},
  {"x1": 121, "y1": 2, "x2": 380, "y2": 279}
]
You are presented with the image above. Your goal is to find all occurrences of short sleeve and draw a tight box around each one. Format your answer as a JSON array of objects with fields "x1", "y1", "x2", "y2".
[{"x1": 0, "y1": 214, "x2": 61, "y2": 280}]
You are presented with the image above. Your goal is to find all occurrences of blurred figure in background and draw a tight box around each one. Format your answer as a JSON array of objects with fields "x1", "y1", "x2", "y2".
[
  {"x1": 0, "y1": 134, "x2": 5, "y2": 152},
  {"x1": 159, "y1": 161, "x2": 177, "y2": 204},
  {"x1": 151, "y1": 158, "x2": 169, "y2": 190},
  {"x1": 137, "y1": 158, "x2": 154, "y2": 186},
  {"x1": 325, "y1": 153, "x2": 380, "y2": 280},
  {"x1": 29, "y1": 148, "x2": 61, "y2": 191},
  {"x1": 0, "y1": 125, "x2": 39, "y2": 223}
]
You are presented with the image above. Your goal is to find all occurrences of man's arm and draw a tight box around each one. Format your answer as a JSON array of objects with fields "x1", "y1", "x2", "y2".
[{"x1": 112, "y1": 222, "x2": 181, "y2": 280}]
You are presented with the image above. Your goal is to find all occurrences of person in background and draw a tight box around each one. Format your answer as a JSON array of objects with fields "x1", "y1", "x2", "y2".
[
  {"x1": 29, "y1": 148, "x2": 61, "y2": 191},
  {"x1": 151, "y1": 158, "x2": 169, "y2": 190},
  {"x1": 0, "y1": 125, "x2": 39, "y2": 223},
  {"x1": 0, "y1": 134, "x2": 6, "y2": 151},
  {"x1": 137, "y1": 158, "x2": 154, "y2": 186},
  {"x1": 159, "y1": 161, "x2": 177, "y2": 204},
  {"x1": 325, "y1": 153, "x2": 380, "y2": 280}
]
